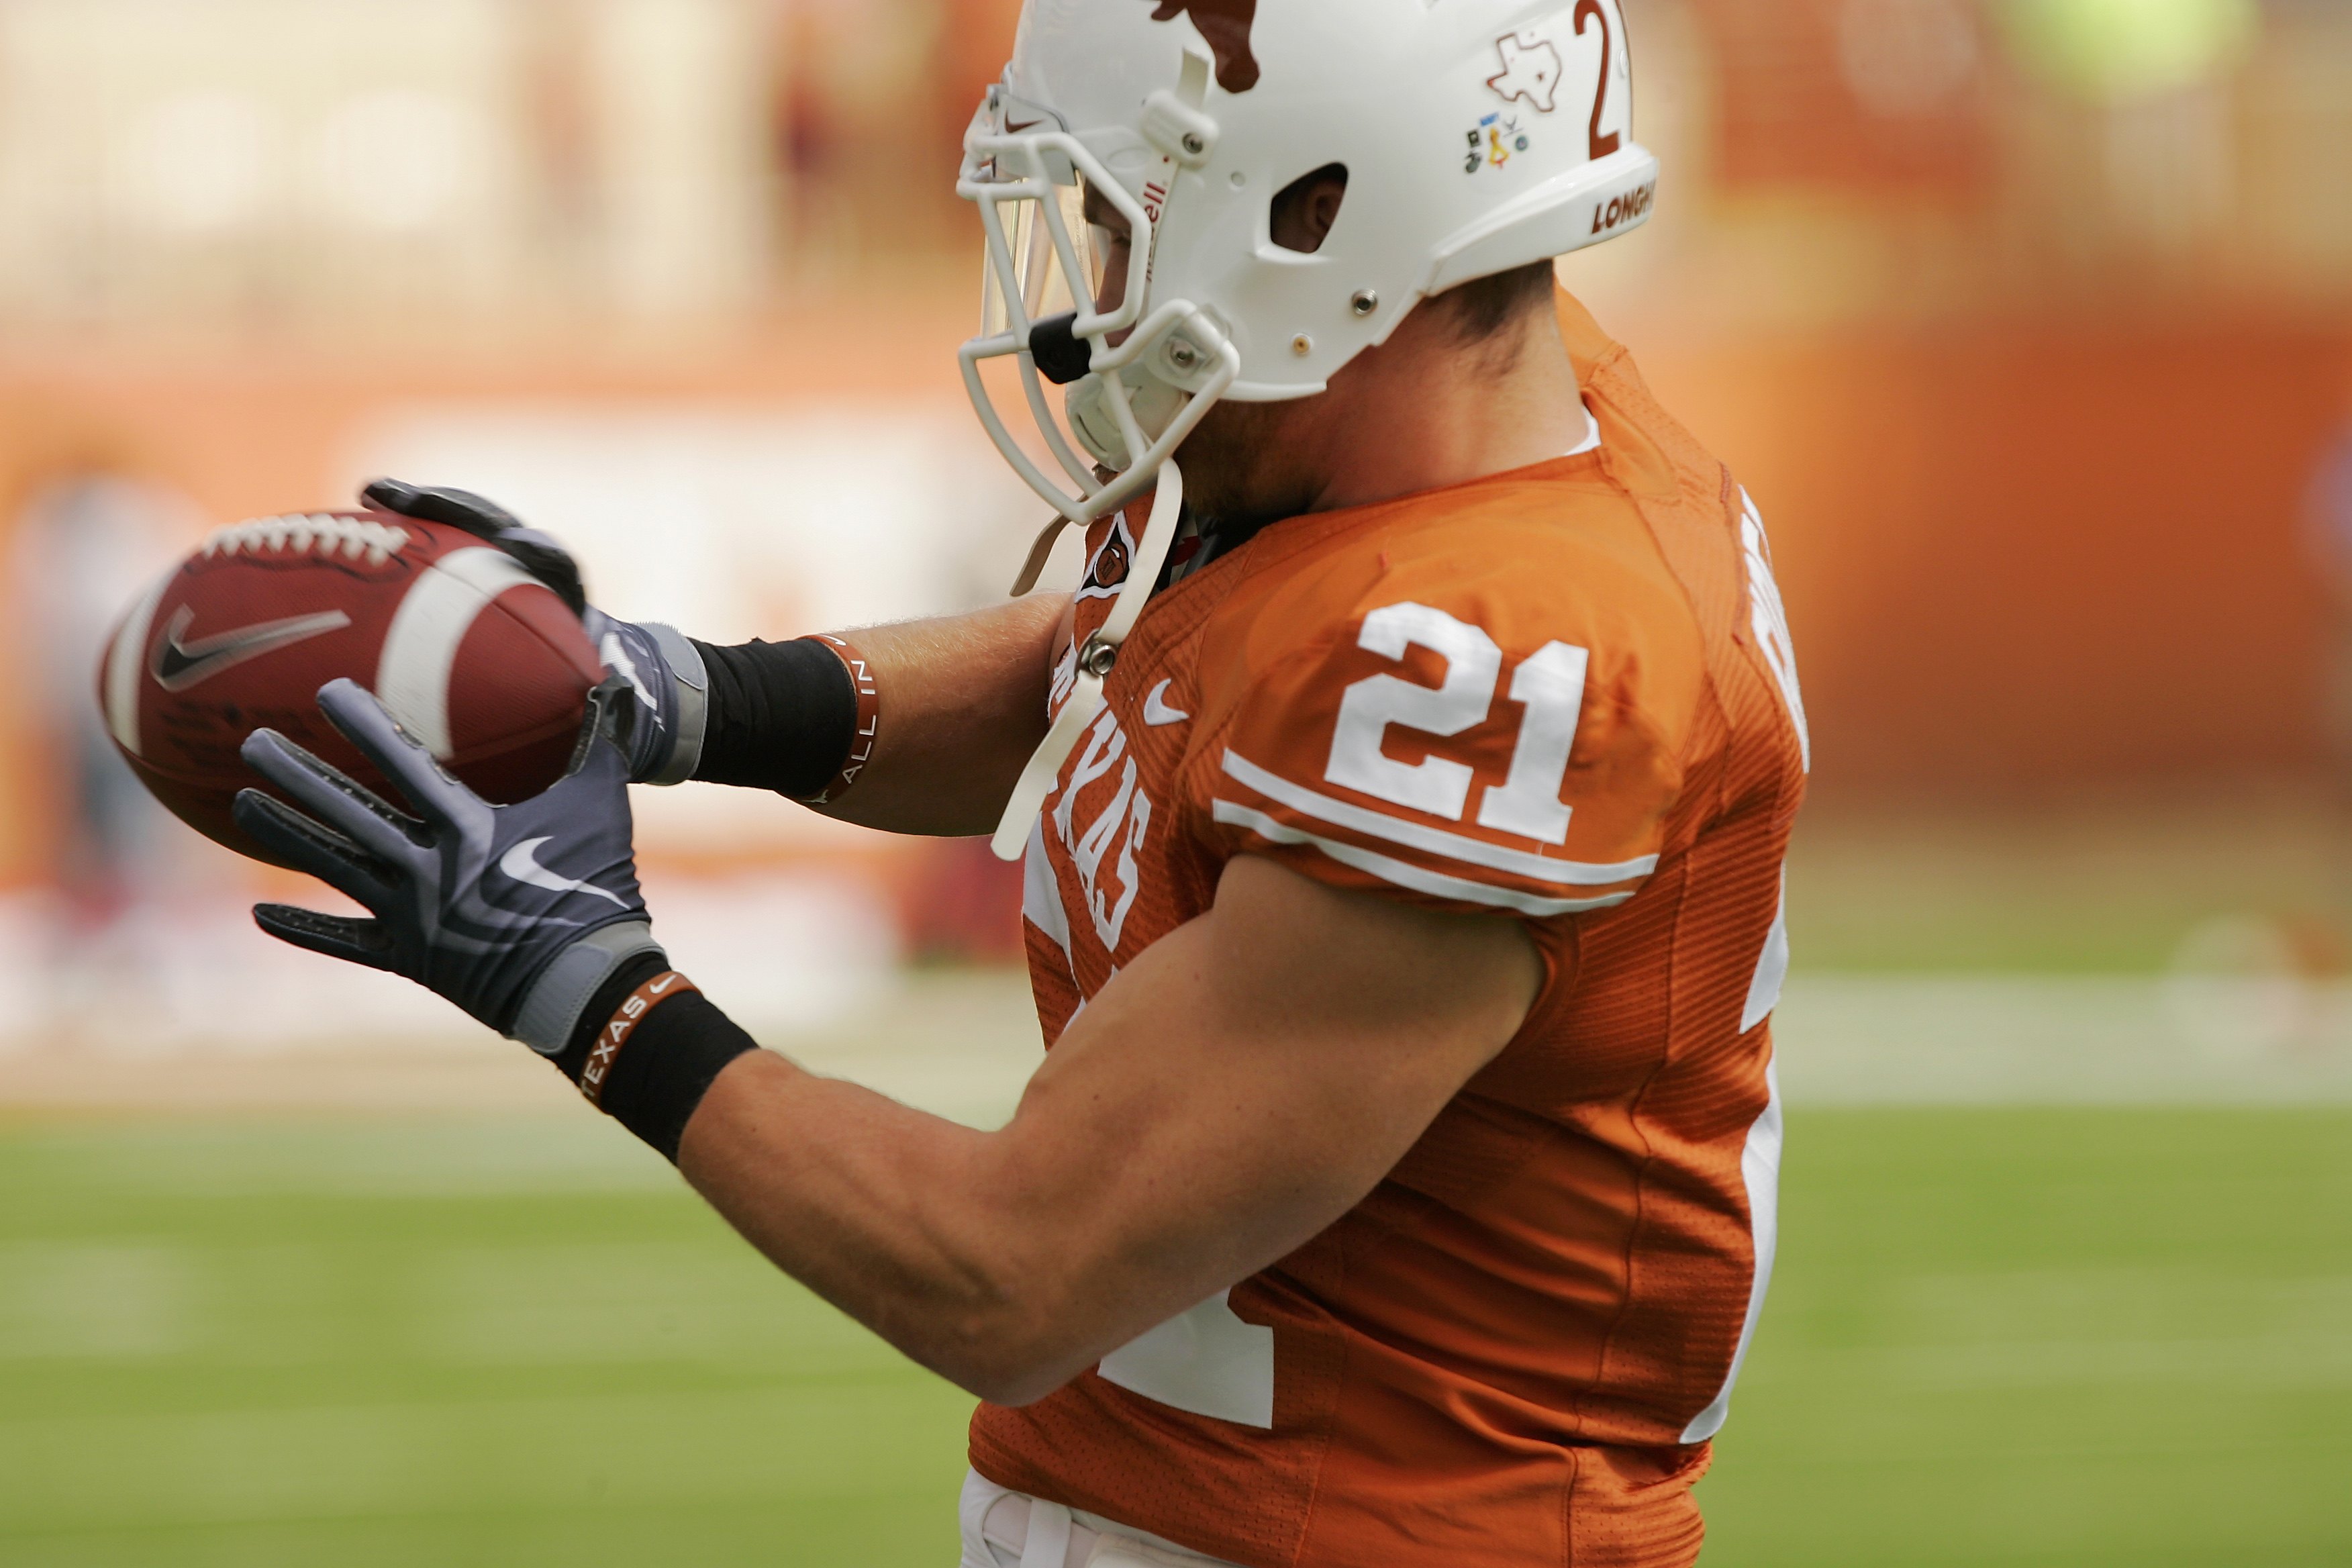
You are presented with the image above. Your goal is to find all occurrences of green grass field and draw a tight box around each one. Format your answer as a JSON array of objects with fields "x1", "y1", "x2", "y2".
[{"x1": 1, "y1": 1108, "x2": 2346, "y2": 1565}]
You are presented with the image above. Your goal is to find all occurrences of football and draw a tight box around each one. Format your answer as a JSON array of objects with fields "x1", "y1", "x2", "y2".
[{"x1": 98, "y1": 509, "x2": 605, "y2": 865}]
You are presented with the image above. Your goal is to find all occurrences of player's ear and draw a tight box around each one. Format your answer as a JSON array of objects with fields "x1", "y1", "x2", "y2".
[{"x1": 1269, "y1": 164, "x2": 1348, "y2": 255}]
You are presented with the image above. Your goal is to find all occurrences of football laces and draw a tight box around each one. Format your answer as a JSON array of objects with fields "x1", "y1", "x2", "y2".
[{"x1": 199, "y1": 513, "x2": 412, "y2": 568}]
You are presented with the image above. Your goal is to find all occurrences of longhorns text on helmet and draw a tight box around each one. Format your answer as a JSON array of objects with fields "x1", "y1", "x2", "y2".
[{"x1": 961, "y1": 0, "x2": 1658, "y2": 858}]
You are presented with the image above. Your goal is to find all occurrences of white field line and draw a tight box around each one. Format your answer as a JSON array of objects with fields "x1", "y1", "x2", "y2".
[
  {"x1": 1775, "y1": 974, "x2": 2352, "y2": 1106},
  {"x1": 7, "y1": 967, "x2": 2352, "y2": 1112}
]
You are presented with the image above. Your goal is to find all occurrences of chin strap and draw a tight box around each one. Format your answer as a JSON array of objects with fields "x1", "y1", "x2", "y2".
[
  {"x1": 988, "y1": 458, "x2": 1187, "y2": 861},
  {"x1": 1008, "y1": 511, "x2": 1073, "y2": 599}
]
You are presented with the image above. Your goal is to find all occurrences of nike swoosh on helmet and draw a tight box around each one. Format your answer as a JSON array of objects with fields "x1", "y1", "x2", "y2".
[
  {"x1": 150, "y1": 605, "x2": 353, "y2": 693},
  {"x1": 498, "y1": 837, "x2": 630, "y2": 908}
]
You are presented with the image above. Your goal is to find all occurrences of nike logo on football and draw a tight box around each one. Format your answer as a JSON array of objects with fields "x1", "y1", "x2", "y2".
[
  {"x1": 150, "y1": 605, "x2": 352, "y2": 693},
  {"x1": 499, "y1": 838, "x2": 630, "y2": 908},
  {"x1": 1143, "y1": 680, "x2": 1191, "y2": 726}
]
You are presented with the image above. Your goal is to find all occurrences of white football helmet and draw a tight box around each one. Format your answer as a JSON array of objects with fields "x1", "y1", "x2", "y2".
[
  {"x1": 960, "y1": 0, "x2": 1656, "y2": 544},
  {"x1": 961, "y1": 0, "x2": 1658, "y2": 856}
]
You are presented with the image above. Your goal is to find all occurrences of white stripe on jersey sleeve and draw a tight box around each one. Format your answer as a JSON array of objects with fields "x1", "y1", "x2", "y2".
[
  {"x1": 1221, "y1": 750, "x2": 1658, "y2": 887},
  {"x1": 1212, "y1": 800, "x2": 1635, "y2": 918}
]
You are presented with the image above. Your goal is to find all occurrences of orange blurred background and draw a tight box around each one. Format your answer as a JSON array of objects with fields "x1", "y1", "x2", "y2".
[{"x1": 3, "y1": 0, "x2": 2350, "y2": 1042}]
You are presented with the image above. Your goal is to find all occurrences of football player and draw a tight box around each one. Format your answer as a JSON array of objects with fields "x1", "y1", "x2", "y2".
[{"x1": 238, "y1": 1, "x2": 1807, "y2": 1563}]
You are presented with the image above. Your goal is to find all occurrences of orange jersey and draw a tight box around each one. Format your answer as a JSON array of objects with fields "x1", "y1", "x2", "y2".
[{"x1": 972, "y1": 294, "x2": 1809, "y2": 1568}]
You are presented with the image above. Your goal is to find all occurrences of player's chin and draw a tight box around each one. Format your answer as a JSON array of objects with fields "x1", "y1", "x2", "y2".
[{"x1": 1175, "y1": 398, "x2": 1315, "y2": 533}]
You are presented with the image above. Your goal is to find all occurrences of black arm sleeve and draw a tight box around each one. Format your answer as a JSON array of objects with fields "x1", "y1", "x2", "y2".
[
  {"x1": 689, "y1": 637, "x2": 855, "y2": 799},
  {"x1": 552, "y1": 952, "x2": 761, "y2": 1164}
]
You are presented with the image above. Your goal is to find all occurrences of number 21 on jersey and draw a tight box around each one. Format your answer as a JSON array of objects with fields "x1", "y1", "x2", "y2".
[
  {"x1": 1328, "y1": 494, "x2": 1808, "y2": 838},
  {"x1": 1326, "y1": 601, "x2": 1591, "y2": 843}
]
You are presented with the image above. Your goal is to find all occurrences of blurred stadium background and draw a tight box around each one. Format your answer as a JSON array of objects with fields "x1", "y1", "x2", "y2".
[{"x1": 1, "y1": 0, "x2": 2348, "y2": 1562}]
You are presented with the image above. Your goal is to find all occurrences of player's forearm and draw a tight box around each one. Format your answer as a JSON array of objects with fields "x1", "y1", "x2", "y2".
[
  {"x1": 671, "y1": 914, "x2": 1309, "y2": 1405},
  {"x1": 652, "y1": 854, "x2": 1543, "y2": 1411},
  {"x1": 692, "y1": 595, "x2": 1063, "y2": 837},
  {"x1": 667, "y1": 859, "x2": 1533, "y2": 1406},
  {"x1": 807, "y1": 595, "x2": 1064, "y2": 836},
  {"x1": 675, "y1": 1050, "x2": 1124, "y2": 1404}
]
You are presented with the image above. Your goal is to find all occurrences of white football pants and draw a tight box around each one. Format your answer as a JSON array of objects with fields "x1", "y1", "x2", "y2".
[{"x1": 959, "y1": 1470, "x2": 1246, "y2": 1568}]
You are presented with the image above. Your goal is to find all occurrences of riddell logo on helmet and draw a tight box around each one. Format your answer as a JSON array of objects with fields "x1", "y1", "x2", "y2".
[
  {"x1": 1590, "y1": 181, "x2": 1655, "y2": 235},
  {"x1": 1144, "y1": 0, "x2": 1259, "y2": 92}
]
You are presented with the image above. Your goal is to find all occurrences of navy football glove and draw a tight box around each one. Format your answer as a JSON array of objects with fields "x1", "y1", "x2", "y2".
[
  {"x1": 360, "y1": 479, "x2": 708, "y2": 785},
  {"x1": 233, "y1": 677, "x2": 663, "y2": 1053}
]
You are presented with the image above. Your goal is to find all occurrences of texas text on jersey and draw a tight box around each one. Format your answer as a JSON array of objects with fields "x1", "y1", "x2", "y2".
[{"x1": 977, "y1": 293, "x2": 1810, "y2": 1568}]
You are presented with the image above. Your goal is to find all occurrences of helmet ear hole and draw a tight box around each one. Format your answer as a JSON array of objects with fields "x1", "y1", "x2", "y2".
[{"x1": 1269, "y1": 164, "x2": 1348, "y2": 255}]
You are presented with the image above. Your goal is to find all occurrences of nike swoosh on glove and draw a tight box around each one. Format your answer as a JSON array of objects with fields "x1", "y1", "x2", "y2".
[
  {"x1": 233, "y1": 677, "x2": 664, "y2": 1053},
  {"x1": 360, "y1": 479, "x2": 708, "y2": 785}
]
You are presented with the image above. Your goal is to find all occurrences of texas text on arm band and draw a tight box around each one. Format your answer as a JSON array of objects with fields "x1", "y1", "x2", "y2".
[
  {"x1": 579, "y1": 969, "x2": 700, "y2": 1108},
  {"x1": 552, "y1": 953, "x2": 758, "y2": 1163}
]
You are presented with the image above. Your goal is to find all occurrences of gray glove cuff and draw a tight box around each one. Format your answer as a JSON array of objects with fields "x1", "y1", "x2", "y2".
[
  {"x1": 642, "y1": 622, "x2": 708, "y2": 787},
  {"x1": 511, "y1": 920, "x2": 665, "y2": 1055}
]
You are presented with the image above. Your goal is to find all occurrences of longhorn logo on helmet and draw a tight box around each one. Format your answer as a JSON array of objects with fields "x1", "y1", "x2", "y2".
[{"x1": 1143, "y1": 0, "x2": 1259, "y2": 93}]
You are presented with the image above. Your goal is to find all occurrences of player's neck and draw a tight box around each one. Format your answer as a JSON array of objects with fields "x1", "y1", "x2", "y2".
[{"x1": 1295, "y1": 301, "x2": 1587, "y2": 514}]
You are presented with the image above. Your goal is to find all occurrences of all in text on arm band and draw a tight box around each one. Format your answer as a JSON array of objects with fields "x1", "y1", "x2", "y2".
[{"x1": 801, "y1": 634, "x2": 879, "y2": 803}]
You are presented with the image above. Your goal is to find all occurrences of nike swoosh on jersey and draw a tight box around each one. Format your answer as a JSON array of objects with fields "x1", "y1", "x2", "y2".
[
  {"x1": 150, "y1": 605, "x2": 353, "y2": 693},
  {"x1": 498, "y1": 837, "x2": 630, "y2": 908},
  {"x1": 1142, "y1": 680, "x2": 1191, "y2": 726}
]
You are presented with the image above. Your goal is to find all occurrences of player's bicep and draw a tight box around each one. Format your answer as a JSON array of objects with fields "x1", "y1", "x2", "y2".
[{"x1": 992, "y1": 852, "x2": 1538, "y2": 1357}]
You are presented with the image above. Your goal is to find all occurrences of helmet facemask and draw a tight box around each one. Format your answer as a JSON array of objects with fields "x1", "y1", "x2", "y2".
[
  {"x1": 960, "y1": 56, "x2": 1242, "y2": 859},
  {"x1": 958, "y1": 57, "x2": 1241, "y2": 593}
]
